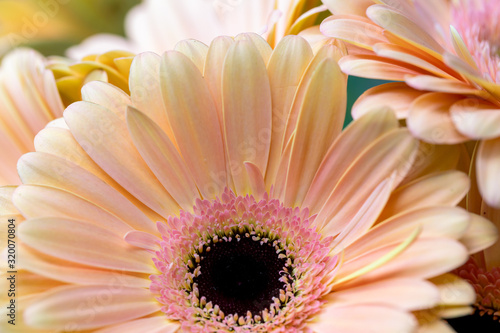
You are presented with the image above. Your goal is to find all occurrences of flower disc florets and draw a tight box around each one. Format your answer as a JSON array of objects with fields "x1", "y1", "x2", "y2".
[{"x1": 151, "y1": 189, "x2": 337, "y2": 332}]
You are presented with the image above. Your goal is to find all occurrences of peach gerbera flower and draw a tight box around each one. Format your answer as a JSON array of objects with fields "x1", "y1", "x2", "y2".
[
  {"x1": 0, "y1": 48, "x2": 134, "y2": 185},
  {"x1": 319, "y1": 0, "x2": 500, "y2": 211},
  {"x1": 1, "y1": 33, "x2": 497, "y2": 332},
  {"x1": 67, "y1": 0, "x2": 328, "y2": 58}
]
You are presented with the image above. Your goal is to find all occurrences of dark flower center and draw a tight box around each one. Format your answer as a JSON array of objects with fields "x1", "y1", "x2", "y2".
[{"x1": 193, "y1": 235, "x2": 287, "y2": 317}]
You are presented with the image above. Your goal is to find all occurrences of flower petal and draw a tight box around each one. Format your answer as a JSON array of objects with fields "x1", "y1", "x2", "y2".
[
  {"x1": 352, "y1": 82, "x2": 426, "y2": 119},
  {"x1": 450, "y1": 98, "x2": 500, "y2": 139},
  {"x1": 126, "y1": 107, "x2": 200, "y2": 211},
  {"x1": 310, "y1": 304, "x2": 416, "y2": 333},
  {"x1": 379, "y1": 170, "x2": 470, "y2": 221},
  {"x1": 339, "y1": 54, "x2": 425, "y2": 80},
  {"x1": 243, "y1": 162, "x2": 266, "y2": 198},
  {"x1": 405, "y1": 75, "x2": 481, "y2": 95},
  {"x1": 430, "y1": 274, "x2": 475, "y2": 306},
  {"x1": 223, "y1": 39, "x2": 272, "y2": 195},
  {"x1": 64, "y1": 101, "x2": 179, "y2": 217},
  {"x1": 284, "y1": 52, "x2": 346, "y2": 207},
  {"x1": 476, "y1": 137, "x2": 500, "y2": 208},
  {"x1": 129, "y1": 52, "x2": 177, "y2": 145},
  {"x1": 322, "y1": 0, "x2": 373, "y2": 16},
  {"x1": 24, "y1": 285, "x2": 159, "y2": 330},
  {"x1": 13, "y1": 185, "x2": 133, "y2": 237},
  {"x1": 160, "y1": 51, "x2": 227, "y2": 198},
  {"x1": 326, "y1": 278, "x2": 439, "y2": 311},
  {"x1": 315, "y1": 128, "x2": 418, "y2": 235},
  {"x1": 304, "y1": 108, "x2": 398, "y2": 214},
  {"x1": 95, "y1": 316, "x2": 179, "y2": 333},
  {"x1": 174, "y1": 39, "x2": 208, "y2": 73},
  {"x1": 407, "y1": 93, "x2": 470, "y2": 144},
  {"x1": 17, "y1": 152, "x2": 157, "y2": 234},
  {"x1": 265, "y1": 35, "x2": 313, "y2": 188},
  {"x1": 19, "y1": 217, "x2": 156, "y2": 273}
]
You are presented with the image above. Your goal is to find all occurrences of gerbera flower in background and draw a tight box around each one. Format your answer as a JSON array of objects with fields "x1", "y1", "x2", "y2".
[
  {"x1": 1, "y1": 33, "x2": 497, "y2": 332},
  {"x1": 67, "y1": 0, "x2": 329, "y2": 58},
  {"x1": 0, "y1": 48, "x2": 133, "y2": 185},
  {"x1": 320, "y1": 0, "x2": 500, "y2": 211}
]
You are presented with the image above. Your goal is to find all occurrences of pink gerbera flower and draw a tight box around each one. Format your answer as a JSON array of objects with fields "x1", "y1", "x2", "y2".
[{"x1": 1, "y1": 34, "x2": 496, "y2": 332}]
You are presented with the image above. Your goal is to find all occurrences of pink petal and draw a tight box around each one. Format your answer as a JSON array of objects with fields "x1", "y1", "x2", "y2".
[
  {"x1": 17, "y1": 152, "x2": 158, "y2": 234},
  {"x1": 64, "y1": 101, "x2": 179, "y2": 217},
  {"x1": 19, "y1": 217, "x2": 156, "y2": 273},
  {"x1": 160, "y1": 51, "x2": 227, "y2": 199},
  {"x1": 407, "y1": 93, "x2": 470, "y2": 144},
  {"x1": 24, "y1": 285, "x2": 159, "y2": 330},
  {"x1": 124, "y1": 230, "x2": 161, "y2": 252},
  {"x1": 126, "y1": 107, "x2": 200, "y2": 211},
  {"x1": 13, "y1": 185, "x2": 133, "y2": 237},
  {"x1": 322, "y1": 0, "x2": 373, "y2": 16},
  {"x1": 476, "y1": 137, "x2": 500, "y2": 208},
  {"x1": 405, "y1": 75, "x2": 483, "y2": 95},
  {"x1": 310, "y1": 304, "x2": 416, "y2": 333},
  {"x1": 450, "y1": 98, "x2": 500, "y2": 139},
  {"x1": 339, "y1": 54, "x2": 426, "y2": 80},
  {"x1": 352, "y1": 82, "x2": 425, "y2": 119},
  {"x1": 243, "y1": 162, "x2": 266, "y2": 198},
  {"x1": 265, "y1": 35, "x2": 313, "y2": 188},
  {"x1": 95, "y1": 316, "x2": 179, "y2": 333},
  {"x1": 284, "y1": 50, "x2": 346, "y2": 207},
  {"x1": 222, "y1": 40, "x2": 272, "y2": 195},
  {"x1": 303, "y1": 108, "x2": 398, "y2": 214}
]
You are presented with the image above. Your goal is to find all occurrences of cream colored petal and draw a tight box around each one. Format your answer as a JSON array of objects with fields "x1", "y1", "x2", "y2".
[
  {"x1": 339, "y1": 239, "x2": 468, "y2": 287},
  {"x1": 407, "y1": 93, "x2": 470, "y2": 144},
  {"x1": 310, "y1": 304, "x2": 416, "y2": 333},
  {"x1": 13, "y1": 185, "x2": 133, "y2": 237},
  {"x1": 329, "y1": 177, "x2": 394, "y2": 251},
  {"x1": 339, "y1": 55, "x2": 426, "y2": 80},
  {"x1": 450, "y1": 98, "x2": 500, "y2": 139},
  {"x1": 19, "y1": 217, "x2": 156, "y2": 273},
  {"x1": 477, "y1": 137, "x2": 500, "y2": 208},
  {"x1": 17, "y1": 152, "x2": 157, "y2": 235},
  {"x1": 0, "y1": 185, "x2": 18, "y2": 214},
  {"x1": 160, "y1": 51, "x2": 227, "y2": 199},
  {"x1": 379, "y1": 170, "x2": 470, "y2": 221},
  {"x1": 320, "y1": 15, "x2": 387, "y2": 50},
  {"x1": 95, "y1": 316, "x2": 179, "y2": 333},
  {"x1": 283, "y1": 43, "x2": 346, "y2": 155},
  {"x1": 223, "y1": 40, "x2": 272, "y2": 195},
  {"x1": 174, "y1": 39, "x2": 208, "y2": 73},
  {"x1": 129, "y1": 52, "x2": 177, "y2": 146},
  {"x1": 367, "y1": 5, "x2": 444, "y2": 57},
  {"x1": 450, "y1": 26, "x2": 479, "y2": 70},
  {"x1": 284, "y1": 54, "x2": 346, "y2": 208},
  {"x1": 24, "y1": 285, "x2": 159, "y2": 330},
  {"x1": 400, "y1": 143, "x2": 461, "y2": 186},
  {"x1": 352, "y1": 82, "x2": 425, "y2": 119},
  {"x1": 272, "y1": 134, "x2": 293, "y2": 200},
  {"x1": 322, "y1": 0, "x2": 374, "y2": 16},
  {"x1": 243, "y1": 162, "x2": 266, "y2": 198},
  {"x1": 81, "y1": 81, "x2": 131, "y2": 121},
  {"x1": 429, "y1": 274, "x2": 475, "y2": 306},
  {"x1": 417, "y1": 320, "x2": 455, "y2": 333},
  {"x1": 19, "y1": 245, "x2": 150, "y2": 288},
  {"x1": 314, "y1": 129, "x2": 418, "y2": 235},
  {"x1": 373, "y1": 43, "x2": 456, "y2": 79},
  {"x1": 326, "y1": 278, "x2": 439, "y2": 311},
  {"x1": 126, "y1": 107, "x2": 200, "y2": 211},
  {"x1": 345, "y1": 207, "x2": 470, "y2": 260},
  {"x1": 265, "y1": 35, "x2": 313, "y2": 188},
  {"x1": 405, "y1": 75, "x2": 483, "y2": 95},
  {"x1": 204, "y1": 36, "x2": 234, "y2": 128},
  {"x1": 477, "y1": 203, "x2": 500, "y2": 269},
  {"x1": 303, "y1": 108, "x2": 398, "y2": 214},
  {"x1": 235, "y1": 33, "x2": 272, "y2": 65},
  {"x1": 64, "y1": 101, "x2": 179, "y2": 217},
  {"x1": 124, "y1": 230, "x2": 161, "y2": 252}
]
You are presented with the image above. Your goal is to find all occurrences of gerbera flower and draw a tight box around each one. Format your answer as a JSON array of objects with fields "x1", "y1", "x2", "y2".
[
  {"x1": 67, "y1": 0, "x2": 329, "y2": 58},
  {"x1": 319, "y1": 0, "x2": 500, "y2": 210},
  {"x1": 0, "y1": 48, "x2": 134, "y2": 185},
  {"x1": 2, "y1": 33, "x2": 497, "y2": 332}
]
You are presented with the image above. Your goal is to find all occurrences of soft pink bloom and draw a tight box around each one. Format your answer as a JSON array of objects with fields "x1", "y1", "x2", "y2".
[{"x1": 1, "y1": 34, "x2": 496, "y2": 332}]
